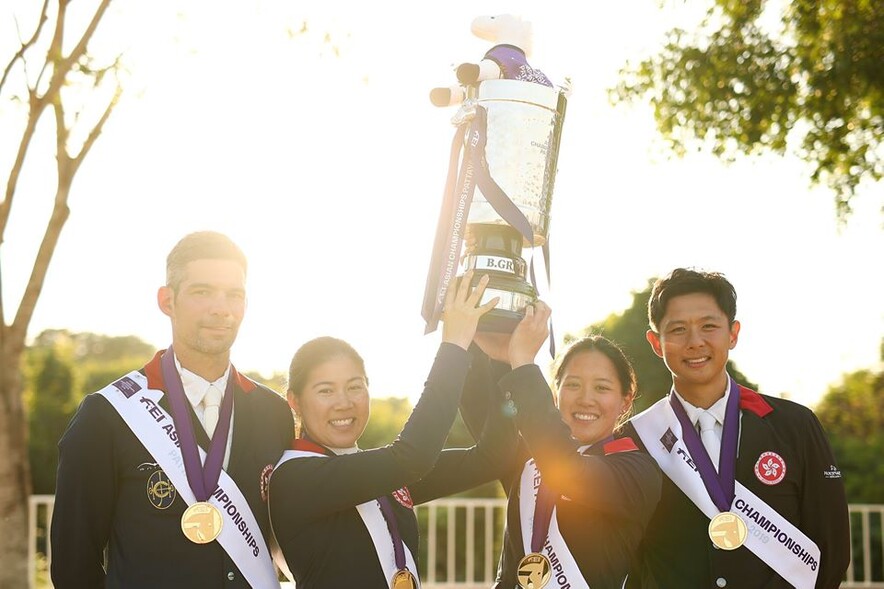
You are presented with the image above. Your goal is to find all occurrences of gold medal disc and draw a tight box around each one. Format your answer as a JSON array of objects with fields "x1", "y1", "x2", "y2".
[
  {"x1": 708, "y1": 511, "x2": 748, "y2": 550},
  {"x1": 517, "y1": 552, "x2": 552, "y2": 589},
  {"x1": 391, "y1": 568, "x2": 417, "y2": 589},
  {"x1": 181, "y1": 501, "x2": 223, "y2": 544}
]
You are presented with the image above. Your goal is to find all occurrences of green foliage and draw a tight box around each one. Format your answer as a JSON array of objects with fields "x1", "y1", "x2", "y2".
[
  {"x1": 25, "y1": 346, "x2": 78, "y2": 495},
  {"x1": 815, "y1": 368, "x2": 884, "y2": 503},
  {"x1": 611, "y1": 0, "x2": 884, "y2": 218},
  {"x1": 24, "y1": 330, "x2": 156, "y2": 494},
  {"x1": 570, "y1": 279, "x2": 756, "y2": 413},
  {"x1": 359, "y1": 396, "x2": 413, "y2": 448}
]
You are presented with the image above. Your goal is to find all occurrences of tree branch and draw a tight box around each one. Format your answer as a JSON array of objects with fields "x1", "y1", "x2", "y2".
[
  {"x1": 0, "y1": 0, "x2": 50, "y2": 93},
  {"x1": 69, "y1": 77, "x2": 123, "y2": 176}
]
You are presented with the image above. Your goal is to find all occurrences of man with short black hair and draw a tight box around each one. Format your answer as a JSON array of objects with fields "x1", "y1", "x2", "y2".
[{"x1": 623, "y1": 267, "x2": 849, "y2": 589}]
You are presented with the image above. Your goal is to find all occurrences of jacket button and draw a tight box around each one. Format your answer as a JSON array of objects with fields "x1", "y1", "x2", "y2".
[
  {"x1": 227, "y1": 571, "x2": 235, "y2": 581},
  {"x1": 716, "y1": 578, "x2": 727, "y2": 587}
]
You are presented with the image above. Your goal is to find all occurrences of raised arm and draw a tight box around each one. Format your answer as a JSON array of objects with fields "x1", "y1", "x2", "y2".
[
  {"x1": 269, "y1": 273, "x2": 498, "y2": 526},
  {"x1": 500, "y1": 303, "x2": 661, "y2": 521}
]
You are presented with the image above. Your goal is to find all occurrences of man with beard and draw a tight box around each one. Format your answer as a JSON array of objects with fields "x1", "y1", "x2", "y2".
[{"x1": 51, "y1": 231, "x2": 294, "y2": 588}]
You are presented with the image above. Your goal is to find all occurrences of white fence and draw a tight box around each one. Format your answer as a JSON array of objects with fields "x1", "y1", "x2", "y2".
[{"x1": 28, "y1": 495, "x2": 884, "y2": 588}]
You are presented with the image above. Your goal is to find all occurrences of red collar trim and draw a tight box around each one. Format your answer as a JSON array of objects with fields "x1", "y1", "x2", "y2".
[
  {"x1": 234, "y1": 370, "x2": 257, "y2": 393},
  {"x1": 144, "y1": 351, "x2": 164, "y2": 390},
  {"x1": 291, "y1": 438, "x2": 331, "y2": 455},
  {"x1": 738, "y1": 386, "x2": 773, "y2": 417},
  {"x1": 142, "y1": 349, "x2": 256, "y2": 393},
  {"x1": 604, "y1": 437, "x2": 639, "y2": 455}
]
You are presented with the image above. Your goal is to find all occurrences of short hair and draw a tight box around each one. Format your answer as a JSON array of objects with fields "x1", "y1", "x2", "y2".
[
  {"x1": 165, "y1": 231, "x2": 247, "y2": 292},
  {"x1": 647, "y1": 267, "x2": 737, "y2": 333},
  {"x1": 554, "y1": 334, "x2": 637, "y2": 429},
  {"x1": 287, "y1": 336, "x2": 368, "y2": 399}
]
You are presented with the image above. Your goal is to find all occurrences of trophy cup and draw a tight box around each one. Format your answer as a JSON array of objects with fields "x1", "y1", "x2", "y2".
[{"x1": 422, "y1": 76, "x2": 568, "y2": 333}]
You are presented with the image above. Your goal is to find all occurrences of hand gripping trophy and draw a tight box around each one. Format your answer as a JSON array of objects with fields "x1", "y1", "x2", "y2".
[{"x1": 422, "y1": 14, "x2": 570, "y2": 334}]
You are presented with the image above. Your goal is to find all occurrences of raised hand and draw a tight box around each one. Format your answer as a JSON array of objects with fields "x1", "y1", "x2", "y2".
[
  {"x1": 442, "y1": 272, "x2": 499, "y2": 351},
  {"x1": 508, "y1": 300, "x2": 551, "y2": 368}
]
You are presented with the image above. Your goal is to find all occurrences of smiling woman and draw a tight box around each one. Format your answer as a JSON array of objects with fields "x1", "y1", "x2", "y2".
[
  {"x1": 266, "y1": 274, "x2": 521, "y2": 588},
  {"x1": 459, "y1": 322, "x2": 662, "y2": 589}
]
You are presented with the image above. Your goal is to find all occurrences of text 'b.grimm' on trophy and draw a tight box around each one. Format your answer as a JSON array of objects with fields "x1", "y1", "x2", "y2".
[{"x1": 422, "y1": 14, "x2": 570, "y2": 334}]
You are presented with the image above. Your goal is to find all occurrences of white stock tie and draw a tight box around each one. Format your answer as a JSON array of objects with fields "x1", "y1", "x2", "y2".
[
  {"x1": 202, "y1": 385, "x2": 223, "y2": 438},
  {"x1": 697, "y1": 411, "x2": 720, "y2": 471}
]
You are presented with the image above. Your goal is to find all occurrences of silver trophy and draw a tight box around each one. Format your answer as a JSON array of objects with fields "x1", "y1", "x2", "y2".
[{"x1": 422, "y1": 77, "x2": 568, "y2": 333}]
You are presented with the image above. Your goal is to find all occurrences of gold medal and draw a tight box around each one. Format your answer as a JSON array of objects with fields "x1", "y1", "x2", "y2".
[
  {"x1": 181, "y1": 501, "x2": 223, "y2": 544},
  {"x1": 391, "y1": 568, "x2": 417, "y2": 589},
  {"x1": 708, "y1": 511, "x2": 748, "y2": 550},
  {"x1": 517, "y1": 552, "x2": 551, "y2": 589}
]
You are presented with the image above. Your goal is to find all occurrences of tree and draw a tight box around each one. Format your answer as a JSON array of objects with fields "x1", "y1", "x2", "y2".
[
  {"x1": 815, "y1": 364, "x2": 884, "y2": 581},
  {"x1": 24, "y1": 331, "x2": 155, "y2": 495},
  {"x1": 571, "y1": 279, "x2": 757, "y2": 413},
  {"x1": 0, "y1": 1, "x2": 122, "y2": 581},
  {"x1": 25, "y1": 345, "x2": 78, "y2": 496},
  {"x1": 610, "y1": 0, "x2": 883, "y2": 219},
  {"x1": 814, "y1": 367, "x2": 884, "y2": 503}
]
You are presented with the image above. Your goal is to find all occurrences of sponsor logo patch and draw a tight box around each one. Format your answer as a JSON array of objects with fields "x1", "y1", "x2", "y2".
[
  {"x1": 823, "y1": 464, "x2": 842, "y2": 479},
  {"x1": 661, "y1": 428, "x2": 678, "y2": 453},
  {"x1": 754, "y1": 451, "x2": 786, "y2": 485},
  {"x1": 113, "y1": 376, "x2": 142, "y2": 398}
]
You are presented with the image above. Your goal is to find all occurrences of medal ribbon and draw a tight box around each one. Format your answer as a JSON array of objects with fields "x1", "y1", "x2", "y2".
[
  {"x1": 377, "y1": 495, "x2": 409, "y2": 573},
  {"x1": 529, "y1": 483, "x2": 557, "y2": 553},
  {"x1": 528, "y1": 438, "x2": 611, "y2": 552},
  {"x1": 161, "y1": 347, "x2": 234, "y2": 501},
  {"x1": 669, "y1": 378, "x2": 740, "y2": 511}
]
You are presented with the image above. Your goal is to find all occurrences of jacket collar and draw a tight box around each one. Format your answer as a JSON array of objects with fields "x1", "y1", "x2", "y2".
[
  {"x1": 143, "y1": 349, "x2": 257, "y2": 394},
  {"x1": 738, "y1": 385, "x2": 774, "y2": 417}
]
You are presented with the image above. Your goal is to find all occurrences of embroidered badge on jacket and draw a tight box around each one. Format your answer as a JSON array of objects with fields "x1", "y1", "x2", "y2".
[
  {"x1": 260, "y1": 463, "x2": 274, "y2": 502},
  {"x1": 147, "y1": 469, "x2": 177, "y2": 509},
  {"x1": 393, "y1": 487, "x2": 414, "y2": 509},
  {"x1": 754, "y1": 451, "x2": 786, "y2": 485}
]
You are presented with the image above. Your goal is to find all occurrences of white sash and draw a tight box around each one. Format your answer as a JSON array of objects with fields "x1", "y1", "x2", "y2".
[
  {"x1": 631, "y1": 398, "x2": 820, "y2": 589},
  {"x1": 273, "y1": 449, "x2": 421, "y2": 587},
  {"x1": 99, "y1": 371, "x2": 279, "y2": 589},
  {"x1": 519, "y1": 457, "x2": 590, "y2": 589}
]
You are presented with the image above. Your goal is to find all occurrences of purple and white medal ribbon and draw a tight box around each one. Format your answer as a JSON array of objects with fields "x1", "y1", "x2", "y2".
[
  {"x1": 161, "y1": 347, "x2": 234, "y2": 544},
  {"x1": 669, "y1": 378, "x2": 748, "y2": 549},
  {"x1": 377, "y1": 495, "x2": 418, "y2": 588}
]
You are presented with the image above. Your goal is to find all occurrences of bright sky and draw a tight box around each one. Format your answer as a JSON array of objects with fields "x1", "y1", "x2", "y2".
[{"x1": 2, "y1": 0, "x2": 882, "y2": 409}]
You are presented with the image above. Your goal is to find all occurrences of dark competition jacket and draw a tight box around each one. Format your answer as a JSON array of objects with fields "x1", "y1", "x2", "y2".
[
  {"x1": 462, "y1": 358, "x2": 662, "y2": 589},
  {"x1": 621, "y1": 386, "x2": 850, "y2": 589},
  {"x1": 50, "y1": 350, "x2": 295, "y2": 589},
  {"x1": 268, "y1": 342, "x2": 519, "y2": 589}
]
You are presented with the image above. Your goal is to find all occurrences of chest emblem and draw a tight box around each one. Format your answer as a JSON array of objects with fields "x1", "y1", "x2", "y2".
[
  {"x1": 259, "y1": 463, "x2": 274, "y2": 502},
  {"x1": 754, "y1": 451, "x2": 786, "y2": 485},
  {"x1": 392, "y1": 487, "x2": 414, "y2": 509},
  {"x1": 147, "y1": 469, "x2": 177, "y2": 509}
]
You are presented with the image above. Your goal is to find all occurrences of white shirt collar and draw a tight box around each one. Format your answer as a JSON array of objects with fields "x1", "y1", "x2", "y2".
[
  {"x1": 329, "y1": 446, "x2": 360, "y2": 455},
  {"x1": 673, "y1": 379, "x2": 731, "y2": 427},
  {"x1": 173, "y1": 353, "x2": 231, "y2": 408}
]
